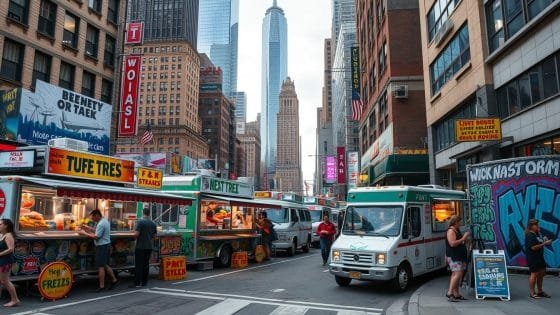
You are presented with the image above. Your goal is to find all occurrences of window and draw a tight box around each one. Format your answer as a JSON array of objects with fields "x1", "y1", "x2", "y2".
[
  {"x1": 432, "y1": 201, "x2": 460, "y2": 232},
  {"x1": 101, "y1": 79, "x2": 112, "y2": 103},
  {"x1": 63, "y1": 12, "x2": 79, "y2": 49},
  {"x1": 0, "y1": 39, "x2": 25, "y2": 82},
  {"x1": 81, "y1": 71, "x2": 95, "y2": 97},
  {"x1": 104, "y1": 35, "x2": 116, "y2": 67},
  {"x1": 38, "y1": 0, "x2": 57, "y2": 37},
  {"x1": 427, "y1": 0, "x2": 460, "y2": 42},
  {"x1": 88, "y1": 0, "x2": 102, "y2": 13},
  {"x1": 430, "y1": 24, "x2": 470, "y2": 95},
  {"x1": 378, "y1": 42, "x2": 386, "y2": 77},
  {"x1": 59, "y1": 62, "x2": 75, "y2": 90},
  {"x1": 8, "y1": 0, "x2": 29, "y2": 24},
  {"x1": 32, "y1": 51, "x2": 52, "y2": 87},
  {"x1": 434, "y1": 98, "x2": 477, "y2": 151},
  {"x1": 85, "y1": 25, "x2": 99, "y2": 58},
  {"x1": 107, "y1": 0, "x2": 119, "y2": 24},
  {"x1": 403, "y1": 207, "x2": 421, "y2": 239}
]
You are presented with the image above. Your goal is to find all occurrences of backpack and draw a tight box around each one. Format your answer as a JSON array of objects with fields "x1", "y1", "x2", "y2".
[{"x1": 267, "y1": 219, "x2": 278, "y2": 241}]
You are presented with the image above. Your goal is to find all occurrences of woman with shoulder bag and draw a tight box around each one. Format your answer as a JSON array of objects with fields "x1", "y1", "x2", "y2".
[{"x1": 0, "y1": 219, "x2": 20, "y2": 307}]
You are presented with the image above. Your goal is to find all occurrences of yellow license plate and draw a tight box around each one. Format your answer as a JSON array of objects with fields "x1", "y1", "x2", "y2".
[{"x1": 349, "y1": 271, "x2": 361, "y2": 279}]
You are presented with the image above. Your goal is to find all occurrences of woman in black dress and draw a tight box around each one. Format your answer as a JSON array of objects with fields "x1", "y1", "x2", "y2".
[
  {"x1": 525, "y1": 219, "x2": 552, "y2": 299},
  {"x1": 445, "y1": 215, "x2": 470, "y2": 302}
]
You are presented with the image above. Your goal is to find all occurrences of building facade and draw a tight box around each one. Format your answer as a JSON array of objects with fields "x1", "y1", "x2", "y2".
[
  {"x1": 322, "y1": 39, "x2": 333, "y2": 128},
  {"x1": 276, "y1": 77, "x2": 302, "y2": 193},
  {"x1": 261, "y1": 0, "x2": 288, "y2": 189},
  {"x1": 238, "y1": 119, "x2": 261, "y2": 189},
  {"x1": 115, "y1": 41, "x2": 208, "y2": 159},
  {"x1": 331, "y1": 0, "x2": 356, "y2": 61},
  {"x1": 128, "y1": 0, "x2": 199, "y2": 47},
  {"x1": 418, "y1": 0, "x2": 560, "y2": 189},
  {"x1": 197, "y1": 0, "x2": 239, "y2": 99},
  {"x1": 314, "y1": 108, "x2": 335, "y2": 196},
  {"x1": 356, "y1": 0, "x2": 429, "y2": 186},
  {"x1": 234, "y1": 91, "x2": 246, "y2": 123}
]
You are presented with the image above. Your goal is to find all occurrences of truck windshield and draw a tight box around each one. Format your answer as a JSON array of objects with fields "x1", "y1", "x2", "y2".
[
  {"x1": 343, "y1": 206, "x2": 403, "y2": 236},
  {"x1": 310, "y1": 211, "x2": 322, "y2": 223},
  {"x1": 265, "y1": 208, "x2": 289, "y2": 223}
]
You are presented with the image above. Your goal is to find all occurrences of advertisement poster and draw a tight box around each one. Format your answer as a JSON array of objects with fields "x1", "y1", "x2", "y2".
[
  {"x1": 118, "y1": 55, "x2": 141, "y2": 137},
  {"x1": 455, "y1": 118, "x2": 502, "y2": 142},
  {"x1": 347, "y1": 151, "x2": 359, "y2": 188},
  {"x1": 337, "y1": 147, "x2": 346, "y2": 184},
  {"x1": 473, "y1": 251, "x2": 510, "y2": 300},
  {"x1": 181, "y1": 156, "x2": 198, "y2": 173},
  {"x1": 0, "y1": 88, "x2": 21, "y2": 141},
  {"x1": 325, "y1": 156, "x2": 336, "y2": 184},
  {"x1": 17, "y1": 81, "x2": 112, "y2": 154},
  {"x1": 116, "y1": 152, "x2": 167, "y2": 170},
  {"x1": 197, "y1": 159, "x2": 216, "y2": 171},
  {"x1": 467, "y1": 156, "x2": 560, "y2": 268}
]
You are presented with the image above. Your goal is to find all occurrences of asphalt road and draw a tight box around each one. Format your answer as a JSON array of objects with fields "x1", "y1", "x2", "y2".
[{"x1": 3, "y1": 248, "x2": 436, "y2": 315}]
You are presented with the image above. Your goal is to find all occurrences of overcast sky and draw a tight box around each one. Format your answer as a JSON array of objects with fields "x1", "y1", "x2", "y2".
[{"x1": 237, "y1": 0, "x2": 332, "y2": 191}]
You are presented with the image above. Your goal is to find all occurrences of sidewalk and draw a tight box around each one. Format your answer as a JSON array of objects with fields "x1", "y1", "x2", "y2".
[{"x1": 408, "y1": 273, "x2": 560, "y2": 315}]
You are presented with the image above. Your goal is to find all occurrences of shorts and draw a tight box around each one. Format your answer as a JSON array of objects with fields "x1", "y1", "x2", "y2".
[
  {"x1": 95, "y1": 244, "x2": 111, "y2": 268},
  {"x1": 446, "y1": 256, "x2": 466, "y2": 272},
  {"x1": 0, "y1": 263, "x2": 12, "y2": 273}
]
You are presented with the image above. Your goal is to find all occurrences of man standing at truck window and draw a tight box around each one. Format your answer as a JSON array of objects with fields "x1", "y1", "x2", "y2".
[
  {"x1": 130, "y1": 207, "x2": 157, "y2": 288},
  {"x1": 317, "y1": 215, "x2": 337, "y2": 266}
]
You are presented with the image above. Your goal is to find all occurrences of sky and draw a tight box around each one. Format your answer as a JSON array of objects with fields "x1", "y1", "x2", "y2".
[{"x1": 237, "y1": 0, "x2": 332, "y2": 191}]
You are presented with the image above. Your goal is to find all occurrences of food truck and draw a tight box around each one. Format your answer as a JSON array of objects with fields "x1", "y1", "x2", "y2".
[
  {"x1": 304, "y1": 196, "x2": 337, "y2": 247},
  {"x1": 0, "y1": 145, "x2": 192, "y2": 281},
  {"x1": 329, "y1": 185, "x2": 466, "y2": 291}
]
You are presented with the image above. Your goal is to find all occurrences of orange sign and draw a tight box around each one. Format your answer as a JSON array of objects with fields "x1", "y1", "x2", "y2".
[
  {"x1": 455, "y1": 118, "x2": 502, "y2": 142},
  {"x1": 37, "y1": 262, "x2": 73, "y2": 301},
  {"x1": 160, "y1": 256, "x2": 187, "y2": 280},
  {"x1": 46, "y1": 147, "x2": 135, "y2": 183},
  {"x1": 137, "y1": 167, "x2": 163, "y2": 189},
  {"x1": 254, "y1": 191, "x2": 272, "y2": 199}
]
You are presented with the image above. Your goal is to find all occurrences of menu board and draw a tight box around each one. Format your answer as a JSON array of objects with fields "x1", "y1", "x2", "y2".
[{"x1": 473, "y1": 250, "x2": 510, "y2": 301}]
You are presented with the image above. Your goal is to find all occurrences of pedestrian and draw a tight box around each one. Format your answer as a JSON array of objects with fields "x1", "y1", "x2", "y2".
[
  {"x1": 0, "y1": 219, "x2": 19, "y2": 307},
  {"x1": 445, "y1": 215, "x2": 469, "y2": 302},
  {"x1": 256, "y1": 212, "x2": 272, "y2": 260},
  {"x1": 317, "y1": 215, "x2": 336, "y2": 266},
  {"x1": 79, "y1": 209, "x2": 119, "y2": 292},
  {"x1": 525, "y1": 219, "x2": 552, "y2": 299},
  {"x1": 129, "y1": 207, "x2": 157, "y2": 288},
  {"x1": 337, "y1": 209, "x2": 345, "y2": 238}
]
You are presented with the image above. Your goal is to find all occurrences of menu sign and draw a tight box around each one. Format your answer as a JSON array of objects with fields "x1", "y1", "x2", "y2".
[
  {"x1": 473, "y1": 250, "x2": 510, "y2": 300},
  {"x1": 0, "y1": 150, "x2": 35, "y2": 169},
  {"x1": 46, "y1": 147, "x2": 135, "y2": 184},
  {"x1": 137, "y1": 167, "x2": 163, "y2": 190}
]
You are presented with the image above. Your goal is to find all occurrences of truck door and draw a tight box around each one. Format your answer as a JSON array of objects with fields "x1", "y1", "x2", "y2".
[{"x1": 403, "y1": 205, "x2": 424, "y2": 275}]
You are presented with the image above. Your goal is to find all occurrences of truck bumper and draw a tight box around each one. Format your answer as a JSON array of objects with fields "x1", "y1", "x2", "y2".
[
  {"x1": 329, "y1": 263, "x2": 397, "y2": 281},
  {"x1": 272, "y1": 241, "x2": 292, "y2": 250}
]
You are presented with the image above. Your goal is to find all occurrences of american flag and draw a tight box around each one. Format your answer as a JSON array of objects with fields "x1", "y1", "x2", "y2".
[
  {"x1": 351, "y1": 90, "x2": 364, "y2": 121},
  {"x1": 140, "y1": 124, "x2": 154, "y2": 145}
]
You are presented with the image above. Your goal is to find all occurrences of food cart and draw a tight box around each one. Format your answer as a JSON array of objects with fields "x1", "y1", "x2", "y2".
[{"x1": 0, "y1": 146, "x2": 192, "y2": 282}]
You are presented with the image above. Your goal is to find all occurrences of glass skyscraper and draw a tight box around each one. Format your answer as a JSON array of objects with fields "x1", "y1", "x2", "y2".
[
  {"x1": 197, "y1": 0, "x2": 239, "y2": 99},
  {"x1": 234, "y1": 91, "x2": 246, "y2": 123},
  {"x1": 261, "y1": 0, "x2": 288, "y2": 188}
]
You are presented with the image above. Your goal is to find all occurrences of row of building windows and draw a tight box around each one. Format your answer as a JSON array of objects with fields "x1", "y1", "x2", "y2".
[
  {"x1": 427, "y1": 0, "x2": 461, "y2": 42},
  {"x1": 360, "y1": 90, "x2": 389, "y2": 153},
  {"x1": 9, "y1": 0, "x2": 119, "y2": 26},
  {"x1": 430, "y1": 23, "x2": 470, "y2": 95}
]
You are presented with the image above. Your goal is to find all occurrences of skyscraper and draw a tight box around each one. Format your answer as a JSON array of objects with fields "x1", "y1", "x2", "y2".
[
  {"x1": 261, "y1": 0, "x2": 288, "y2": 189},
  {"x1": 128, "y1": 0, "x2": 199, "y2": 47},
  {"x1": 277, "y1": 78, "x2": 301, "y2": 193},
  {"x1": 197, "y1": 0, "x2": 239, "y2": 98},
  {"x1": 234, "y1": 91, "x2": 247, "y2": 123}
]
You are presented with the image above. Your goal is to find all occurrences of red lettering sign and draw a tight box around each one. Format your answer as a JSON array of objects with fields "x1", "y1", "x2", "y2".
[
  {"x1": 0, "y1": 189, "x2": 5, "y2": 216},
  {"x1": 118, "y1": 55, "x2": 142, "y2": 137},
  {"x1": 125, "y1": 22, "x2": 144, "y2": 44},
  {"x1": 337, "y1": 147, "x2": 347, "y2": 184},
  {"x1": 22, "y1": 256, "x2": 39, "y2": 274}
]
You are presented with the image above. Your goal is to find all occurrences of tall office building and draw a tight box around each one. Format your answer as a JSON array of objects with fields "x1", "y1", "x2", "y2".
[
  {"x1": 128, "y1": 0, "x2": 199, "y2": 47},
  {"x1": 234, "y1": 91, "x2": 246, "y2": 123},
  {"x1": 197, "y1": 0, "x2": 239, "y2": 99},
  {"x1": 322, "y1": 39, "x2": 333, "y2": 126},
  {"x1": 331, "y1": 0, "x2": 355, "y2": 61},
  {"x1": 238, "y1": 119, "x2": 261, "y2": 189},
  {"x1": 261, "y1": 0, "x2": 288, "y2": 189}
]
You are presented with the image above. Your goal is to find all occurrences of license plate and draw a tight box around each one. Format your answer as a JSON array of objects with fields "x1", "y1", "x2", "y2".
[{"x1": 349, "y1": 271, "x2": 361, "y2": 279}]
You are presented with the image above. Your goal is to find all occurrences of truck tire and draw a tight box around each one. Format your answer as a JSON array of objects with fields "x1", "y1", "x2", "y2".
[
  {"x1": 287, "y1": 240, "x2": 296, "y2": 256},
  {"x1": 216, "y1": 245, "x2": 232, "y2": 267},
  {"x1": 302, "y1": 237, "x2": 310, "y2": 253},
  {"x1": 392, "y1": 264, "x2": 411, "y2": 292},
  {"x1": 335, "y1": 276, "x2": 352, "y2": 287}
]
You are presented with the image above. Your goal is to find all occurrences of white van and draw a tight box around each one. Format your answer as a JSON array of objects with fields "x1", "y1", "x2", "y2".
[{"x1": 329, "y1": 186, "x2": 466, "y2": 291}]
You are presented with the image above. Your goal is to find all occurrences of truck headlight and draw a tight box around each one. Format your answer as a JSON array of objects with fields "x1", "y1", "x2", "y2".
[
  {"x1": 332, "y1": 250, "x2": 340, "y2": 262},
  {"x1": 377, "y1": 253, "x2": 386, "y2": 265}
]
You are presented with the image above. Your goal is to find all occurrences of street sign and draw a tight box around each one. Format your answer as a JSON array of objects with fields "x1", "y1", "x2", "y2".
[{"x1": 473, "y1": 250, "x2": 510, "y2": 301}]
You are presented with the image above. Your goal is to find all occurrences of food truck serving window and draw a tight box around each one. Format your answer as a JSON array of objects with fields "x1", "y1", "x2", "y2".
[
  {"x1": 200, "y1": 199, "x2": 255, "y2": 230},
  {"x1": 431, "y1": 200, "x2": 461, "y2": 232},
  {"x1": 149, "y1": 203, "x2": 180, "y2": 225}
]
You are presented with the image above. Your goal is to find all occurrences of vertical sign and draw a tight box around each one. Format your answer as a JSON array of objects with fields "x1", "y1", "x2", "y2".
[
  {"x1": 337, "y1": 147, "x2": 346, "y2": 184},
  {"x1": 351, "y1": 47, "x2": 361, "y2": 95},
  {"x1": 347, "y1": 151, "x2": 359, "y2": 188},
  {"x1": 325, "y1": 156, "x2": 336, "y2": 184},
  {"x1": 118, "y1": 55, "x2": 142, "y2": 137},
  {"x1": 125, "y1": 22, "x2": 144, "y2": 44}
]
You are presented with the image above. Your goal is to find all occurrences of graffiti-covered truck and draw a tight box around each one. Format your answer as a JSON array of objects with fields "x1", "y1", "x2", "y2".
[{"x1": 467, "y1": 155, "x2": 560, "y2": 269}]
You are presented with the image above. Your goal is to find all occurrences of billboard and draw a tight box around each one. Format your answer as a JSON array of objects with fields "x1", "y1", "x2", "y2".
[
  {"x1": 337, "y1": 147, "x2": 346, "y2": 184},
  {"x1": 0, "y1": 89, "x2": 21, "y2": 141},
  {"x1": 455, "y1": 118, "x2": 501, "y2": 142},
  {"x1": 347, "y1": 151, "x2": 359, "y2": 188},
  {"x1": 467, "y1": 156, "x2": 560, "y2": 268},
  {"x1": 325, "y1": 156, "x2": 336, "y2": 184},
  {"x1": 18, "y1": 81, "x2": 112, "y2": 154},
  {"x1": 118, "y1": 55, "x2": 142, "y2": 137},
  {"x1": 115, "y1": 152, "x2": 182, "y2": 175}
]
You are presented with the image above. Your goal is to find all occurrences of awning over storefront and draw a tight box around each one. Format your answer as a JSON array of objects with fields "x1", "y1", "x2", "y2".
[
  {"x1": 17, "y1": 176, "x2": 192, "y2": 205},
  {"x1": 370, "y1": 154, "x2": 429, "y2": 184},
  {"x1": 202, "y1": 194, "x2": 283, "y2": 209}
]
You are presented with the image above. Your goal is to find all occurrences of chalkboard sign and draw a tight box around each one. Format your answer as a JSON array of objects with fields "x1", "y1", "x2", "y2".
[{"x1": 473, "y1": 250, "x2": 510, "y2": 301}]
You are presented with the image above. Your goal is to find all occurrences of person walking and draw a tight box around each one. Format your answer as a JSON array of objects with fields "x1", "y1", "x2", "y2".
[
  {"x1": 80, "y1": 209, "x2": 119, "y2": 292},
  {"x1": 130, "y1": 207, "x2": 157, "y2": 288},
  {"x1": 445, "y1": 215, "x2": 469, "y2": 302},
  {"x1": 525, "y1": 219, "x2": 552, "y2": 299},
  {"x1": 256, "y1": 212, "x2": 272, "y2": 260},
  {"x1": 317, "y1": 215, "x2": 336, "y2": 266},
  {"x1": 0, "y1": 219, "x2": 19, "y2": 307}
]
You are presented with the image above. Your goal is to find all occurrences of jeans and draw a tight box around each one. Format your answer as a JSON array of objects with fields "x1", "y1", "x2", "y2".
[
  {"x1": 134, "y1": 248, "x2": 152, "y2": 286},
  {"x1": 320, "y1": 238, "x2": 333, "y2": 264}
]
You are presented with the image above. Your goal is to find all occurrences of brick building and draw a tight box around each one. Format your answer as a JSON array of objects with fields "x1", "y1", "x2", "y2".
[{"x1": 238, "y1": 118, "x2": 261, "y2": 189}]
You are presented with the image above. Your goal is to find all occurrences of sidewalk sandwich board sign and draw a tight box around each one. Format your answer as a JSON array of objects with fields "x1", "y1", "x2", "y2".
[{"x1": 473, "y1": 249, "x2": 510, "y2": 301}]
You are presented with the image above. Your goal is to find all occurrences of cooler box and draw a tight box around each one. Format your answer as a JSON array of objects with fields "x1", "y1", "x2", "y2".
[
  {"x1": 159, "y1": 256, "x2": 187, "y2": 281},
  {"x1": 231, "y1": 251, "x2": 248, "y2": 268}
]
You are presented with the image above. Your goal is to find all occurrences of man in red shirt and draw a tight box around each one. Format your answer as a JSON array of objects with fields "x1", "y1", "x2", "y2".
[{"x1": 316, "y1": 215, "x2": 337, "y2": 266}]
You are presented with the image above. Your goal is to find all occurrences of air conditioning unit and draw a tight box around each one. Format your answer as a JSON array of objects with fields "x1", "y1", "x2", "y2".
[
  {"x1": 393, "y1": 85, "x2": 408, "y2": 99},
  {"x1": 434, "y1": 19, "x2": 454, "y2": 48},
  {"x1": 48, "y1": 138, "x2": 89, "y2": 152}
]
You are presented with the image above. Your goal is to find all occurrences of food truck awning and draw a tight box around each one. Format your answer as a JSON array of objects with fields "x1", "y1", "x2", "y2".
[
  {"x1": 17, "y1": 176, "x2": 192, "y2": 205},
  {"x1": 202, "y1": 194, "x2": 283, "y2": 209}
]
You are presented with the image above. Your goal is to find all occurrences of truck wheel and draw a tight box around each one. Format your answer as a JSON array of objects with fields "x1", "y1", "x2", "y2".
[
  {"x1": 392, "y1": 264, "x2": 411, "y2": 292},
  {"x1": 302, "y1": 237, "x2": 310, "y2": 253},
  {"x1": 335, "y1": 276, "x2": 352, "y2": 287},
  {"x1": 216, "y1": 245, "x2": 232, "y2": 267},
  {"x1": 287, "y1": 240, "x2": 296, "y2": 256}
]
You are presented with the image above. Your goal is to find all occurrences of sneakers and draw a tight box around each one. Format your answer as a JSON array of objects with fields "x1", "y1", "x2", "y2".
[{"x1": 537, "y1": 291, "x2": 551, "y2": 298}]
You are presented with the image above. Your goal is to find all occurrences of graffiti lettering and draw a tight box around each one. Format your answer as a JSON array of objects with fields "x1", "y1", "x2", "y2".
[
  {"x1": 470, "y1": 160, "x2": 560, "y2": 182},
  {"x1": 470, "y1": 185, "x2": 496, "y2": 243}
]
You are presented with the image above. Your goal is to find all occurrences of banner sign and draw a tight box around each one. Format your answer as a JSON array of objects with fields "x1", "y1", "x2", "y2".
[
  {"x1": 351, "y1": 47, "x2": 361, "y2": 94},
  {"x1": 473, "y1": 250, "x2": 510, "y2": 300},
  {"x1": 0, "y1": 88, "x2": 21, "y2": 141},
  {"x1": 46, "y1": 147, "x2": 135, "y2": 184},
  {"x1": 137, "y1": 167, "x2": 163, "y2": 190},
  {"x1": 118, "y1": 55, "x2": 142, "y2": 137},
  {"x1": 37, "y1": 262, "x2": 73, "y2": 301},
  {"x1": 325, "y1": 156, "x2": 336, "y2": 184},
  {"x1": 467, "y1": 156, "x2": 560, "y2": 268},
  {"x1": 200, "y1": 176, "x2": 253, "y2": 198},
  {"x1": 254, "y1": 191, "x2": 272, "y2": 199},
  {"x1": 337, "y1": 147, "x2": 347, "y2": 184},
  {"x1": 125, "y1": 22, "x2": 144, "y2": 44},
  {"x1": 0, "y1": 150, "x2": 35, "y2": 169},
  {"x1": 455, "y1": 118, "x2": 501, "y2": 142},
  {"x1": 347, "y1": 151, "x2": 359, "y2": 188}
]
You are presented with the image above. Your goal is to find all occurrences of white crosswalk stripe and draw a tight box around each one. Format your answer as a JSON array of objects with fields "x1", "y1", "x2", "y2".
[
  {"x1": 195, "y1": 298, "x2": 252, "y2": 315},
  {"x1": 269, "y1": 305, "x2": 309, "y2": 315}
]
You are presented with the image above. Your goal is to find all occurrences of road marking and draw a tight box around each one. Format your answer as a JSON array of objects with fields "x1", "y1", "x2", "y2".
[
  {"x1": 195, "y1": 298, "x2": 251, "y2": 315},
  {"x1": 270, "y1": 305, "x2": 309, "y2": 315},
  {"x1": 323, "y1": 269, "x2": 330, "y2": 272},
  {"x1": 173, "y1": 254, "x2": 320, "y2": 284},
  {"x1": 337, "y1": 311, "x2": 381, "y2": 315},
  {"x1": 271, "y1": 288, "x2": 286, "y2": 292}
]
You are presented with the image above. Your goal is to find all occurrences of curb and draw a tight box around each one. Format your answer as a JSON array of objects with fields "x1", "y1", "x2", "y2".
[{"x1": 407, "y1": 279, "x2": 433, "y2": 315}]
